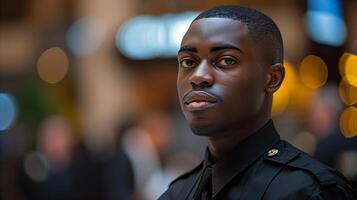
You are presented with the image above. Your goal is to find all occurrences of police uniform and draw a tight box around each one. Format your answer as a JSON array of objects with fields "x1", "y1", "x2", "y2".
[{"x1": 159, "y1": 120, "x2": 357, "y2": 200}]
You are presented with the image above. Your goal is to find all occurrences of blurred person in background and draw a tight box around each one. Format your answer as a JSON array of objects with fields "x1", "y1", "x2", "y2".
[
  {"x1": 122, "y1": 111, "x2": 178, "y2": 200},
  {"x1": 18, "y1": 116, "x2": 77, "y2": 200},
  {"x1": 309, "y1": 84, "x2": 357, "y2": 186},
  {"x1": 99, "y1": 120, "x2": 135, "y2": 200},
  {"x1": 16, "y1": 115, "x2": 134, "y2": 200},
  {"x1": 159, "y1": 5, "x2": 357, "y2": 200},
  {"x1": 308, "y1": 84, "x2": 344, "y2": 139}
]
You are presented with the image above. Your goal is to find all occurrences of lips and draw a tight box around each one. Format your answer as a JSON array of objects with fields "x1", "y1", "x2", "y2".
[{"x1": 183, "y1": 91, "x2": 218, "y2": 111}]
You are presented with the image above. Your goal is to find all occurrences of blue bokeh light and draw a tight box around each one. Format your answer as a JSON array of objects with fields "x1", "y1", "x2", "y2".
[
  {"x1": 0, "y1": 93, "x2": 18, "y2": 131},
  {"x1": 305, "y1": 11, "x2": 347, "y2": 47},
  {"x1": 116, "y1": 12, "x2": 198, "y2": 60},
  {"x1": 66, "y1": 17, "x2": 107, "y2": 56},
  {"x1": 308, "y1": 0, "x2": 342, "y2": 17},
  {"x1": 164, "y1": 13, "x2": 199, "y2": 57},
  {"x1": 116, "y1": 16, "x2": 164, "y2": 59},
  {"x1": 306, "y1": 0, "x2": 346, "y2": 46}
]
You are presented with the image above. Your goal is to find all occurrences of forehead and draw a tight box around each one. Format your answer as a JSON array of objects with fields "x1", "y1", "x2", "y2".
[{"x1": 181, "y1": 17, "x2": 251, "y2": 47}]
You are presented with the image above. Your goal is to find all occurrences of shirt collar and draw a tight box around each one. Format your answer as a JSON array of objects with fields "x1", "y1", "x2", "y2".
[{"x1": 202, "y1": 119, "x2": 280, "y2": 197}]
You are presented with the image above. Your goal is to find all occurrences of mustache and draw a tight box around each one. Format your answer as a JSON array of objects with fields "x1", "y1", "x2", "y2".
[{"x1": 182, "y1": 89, "x2": 221, "y2": 103}]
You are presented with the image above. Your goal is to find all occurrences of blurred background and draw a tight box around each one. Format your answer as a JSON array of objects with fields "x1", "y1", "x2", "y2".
[{"x1": 0, "y1": 0, "x2": 356, "y2": 199}]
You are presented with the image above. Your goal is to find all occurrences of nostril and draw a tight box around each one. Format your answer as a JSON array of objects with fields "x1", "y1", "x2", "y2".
[
  {"x1": 190, "y1": 80, "x2": 211, "y2": 88},
  {"x1": 201, "y1": 81, "x2": 211, "y2": 86}
]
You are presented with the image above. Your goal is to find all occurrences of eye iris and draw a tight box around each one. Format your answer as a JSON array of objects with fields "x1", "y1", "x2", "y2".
[
  {"x1": 184, "y1": 60, "x2": 194, "y2": 67},
  {"x1": 227, "y1": 59, "x2": 234, "y2": 64},
  {"x1": 221, "y1": 58, "x2": 235, "y2": 65}
]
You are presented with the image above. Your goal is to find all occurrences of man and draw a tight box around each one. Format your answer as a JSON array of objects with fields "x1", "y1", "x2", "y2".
[{"x1": 159, "y1": 5, "x2": 357, "y2": 200}]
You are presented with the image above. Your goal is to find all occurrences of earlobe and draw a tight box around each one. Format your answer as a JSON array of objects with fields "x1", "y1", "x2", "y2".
[{"x1": 266, "y1": 63, "x2": 285, "y2": 93}]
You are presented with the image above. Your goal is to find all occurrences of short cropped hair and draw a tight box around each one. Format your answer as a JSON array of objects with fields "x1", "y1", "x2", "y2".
[{"x1": 194, "y1": 5, "x2": 284, "y2": 64}]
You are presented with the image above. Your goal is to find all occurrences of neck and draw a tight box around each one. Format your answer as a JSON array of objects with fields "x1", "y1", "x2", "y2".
[{"x1": 207, "y1": 117, "x2": 271, "y2": 161}]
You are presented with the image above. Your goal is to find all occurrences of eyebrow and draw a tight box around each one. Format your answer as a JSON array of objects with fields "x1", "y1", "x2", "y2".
[
  {"x1": 178, "y1": 44, "x2": 244, "y2": 55},
  {"x1": 210, "y1": 44, "x2": 244, "y2": 54},
  {"x1": 178, "y1": 46, "x2": 197, "y2": 54}
]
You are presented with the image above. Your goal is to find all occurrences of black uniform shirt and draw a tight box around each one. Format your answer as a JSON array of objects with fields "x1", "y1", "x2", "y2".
[{"x1": 159, "y1": 120, "x2": 357, "y2": 200}]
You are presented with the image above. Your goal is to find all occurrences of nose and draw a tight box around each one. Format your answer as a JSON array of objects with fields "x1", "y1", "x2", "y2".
[{"x1": 189, "y1": 60, "x2": 214, "y2": 88}]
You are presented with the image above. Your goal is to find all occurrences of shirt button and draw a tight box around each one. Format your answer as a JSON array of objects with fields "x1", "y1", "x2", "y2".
[{"x1": 267, "y1": 148, "x2": 279, "y2": 157}]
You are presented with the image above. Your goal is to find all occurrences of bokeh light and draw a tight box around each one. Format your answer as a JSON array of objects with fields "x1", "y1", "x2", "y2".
[
  {"x1": 272, "y1": 61, "x2": 297, "y2": 116},
  {"x1": 336, "y1": 151, "x2": 357, "y2": 179},
  {"x1": 304, "y1": 11, "x2": 347, "y2": 46},
  {"x1": 0, "y1": 93, "x2": 18, "y2": 131},
  {"x1": 339, "y1": 52, "x2": 353, "y2": 77},
  {"x1": 116, "y1": 12, "x2": 198, "y2": 60},
  {"x1": 305, "y1": 0, "x2": 347, "y2": 46},
  {"x1": 339, "y1": 80, "x2": 357, "y2": 106},
  {"x1": 23, "y1": 152, "x2": 48, "y2": 182},
  {"x1": 36, "y1": 47, "x2": 69, "y2": 84},
  {"x1": 66, "y1": 17, "x2": 107, "y2": 56},
  {"x1": 344, "y1": 54, "x2": 357, "y2": 87},
  {"x1": 116, "y1": 16, "x2": 164, "y2": 59},
  {"x1": 165, "y1": 13, "x2": 198, "y2": 57},
  {"x1": 299, "y1": 55, "x2": 328, "y2": 89},
  {"x1": 340, "y1": 106, "x2": 357, "y2": 138},
  {"x1": 308, "y1": 0, "x2": 343, "y2": 15}
]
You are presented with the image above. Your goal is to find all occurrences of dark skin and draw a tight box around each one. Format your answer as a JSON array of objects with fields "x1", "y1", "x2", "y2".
[{"x1": 177, "y1": 18, "x2": 285, "y2": 161}]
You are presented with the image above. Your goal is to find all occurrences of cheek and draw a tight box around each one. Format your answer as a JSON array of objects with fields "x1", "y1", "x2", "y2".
[
  {"x1": 177, "y1": 74, "x2": 185, "y2": 98},
  {"x1": 177, "y1": 86, "x2": 185, "y2": 105},
  {"x1": 177, "y1": 74, "x2": 191, "y2": 106},
  {"x1": 222, "y1": 73, "x2": 265, "y2": 113}
]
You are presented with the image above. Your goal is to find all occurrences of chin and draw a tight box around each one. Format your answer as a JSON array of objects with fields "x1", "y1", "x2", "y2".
[{"x1": 189, "y1": 123, "x2": 224, "y2": 136}]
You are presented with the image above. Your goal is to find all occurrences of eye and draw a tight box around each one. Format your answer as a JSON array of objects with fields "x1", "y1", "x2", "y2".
[
  {"x1": 179, "y1": 58, "x2": 197, "y2": 68},
  {"x1": 216, "y1": 57, "x2": 237, "y2": 68}
]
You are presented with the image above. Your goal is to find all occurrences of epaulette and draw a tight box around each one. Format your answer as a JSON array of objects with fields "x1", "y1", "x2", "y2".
[
  {"x1": 263, "y1": 141, "x2": 338, "y2": 186},
  {"x1": 169, "y1": 161, "x2": 203, "y2": 186},
  {"x1": 263, "y1": 141, "x2": 300, "y2": 164},
  {"x1": 264, "y1": 141, "x2": 357, "y2": 197}
]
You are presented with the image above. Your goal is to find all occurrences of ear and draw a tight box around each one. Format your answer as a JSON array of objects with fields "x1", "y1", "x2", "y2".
[{"x1": 265, "y1": 63, "x2": 285, "y2": 94}]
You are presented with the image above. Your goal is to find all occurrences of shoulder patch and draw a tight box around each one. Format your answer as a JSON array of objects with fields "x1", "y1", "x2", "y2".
[{"x1": 169, "y1": 161, "x2": 203, "y2": 187}]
